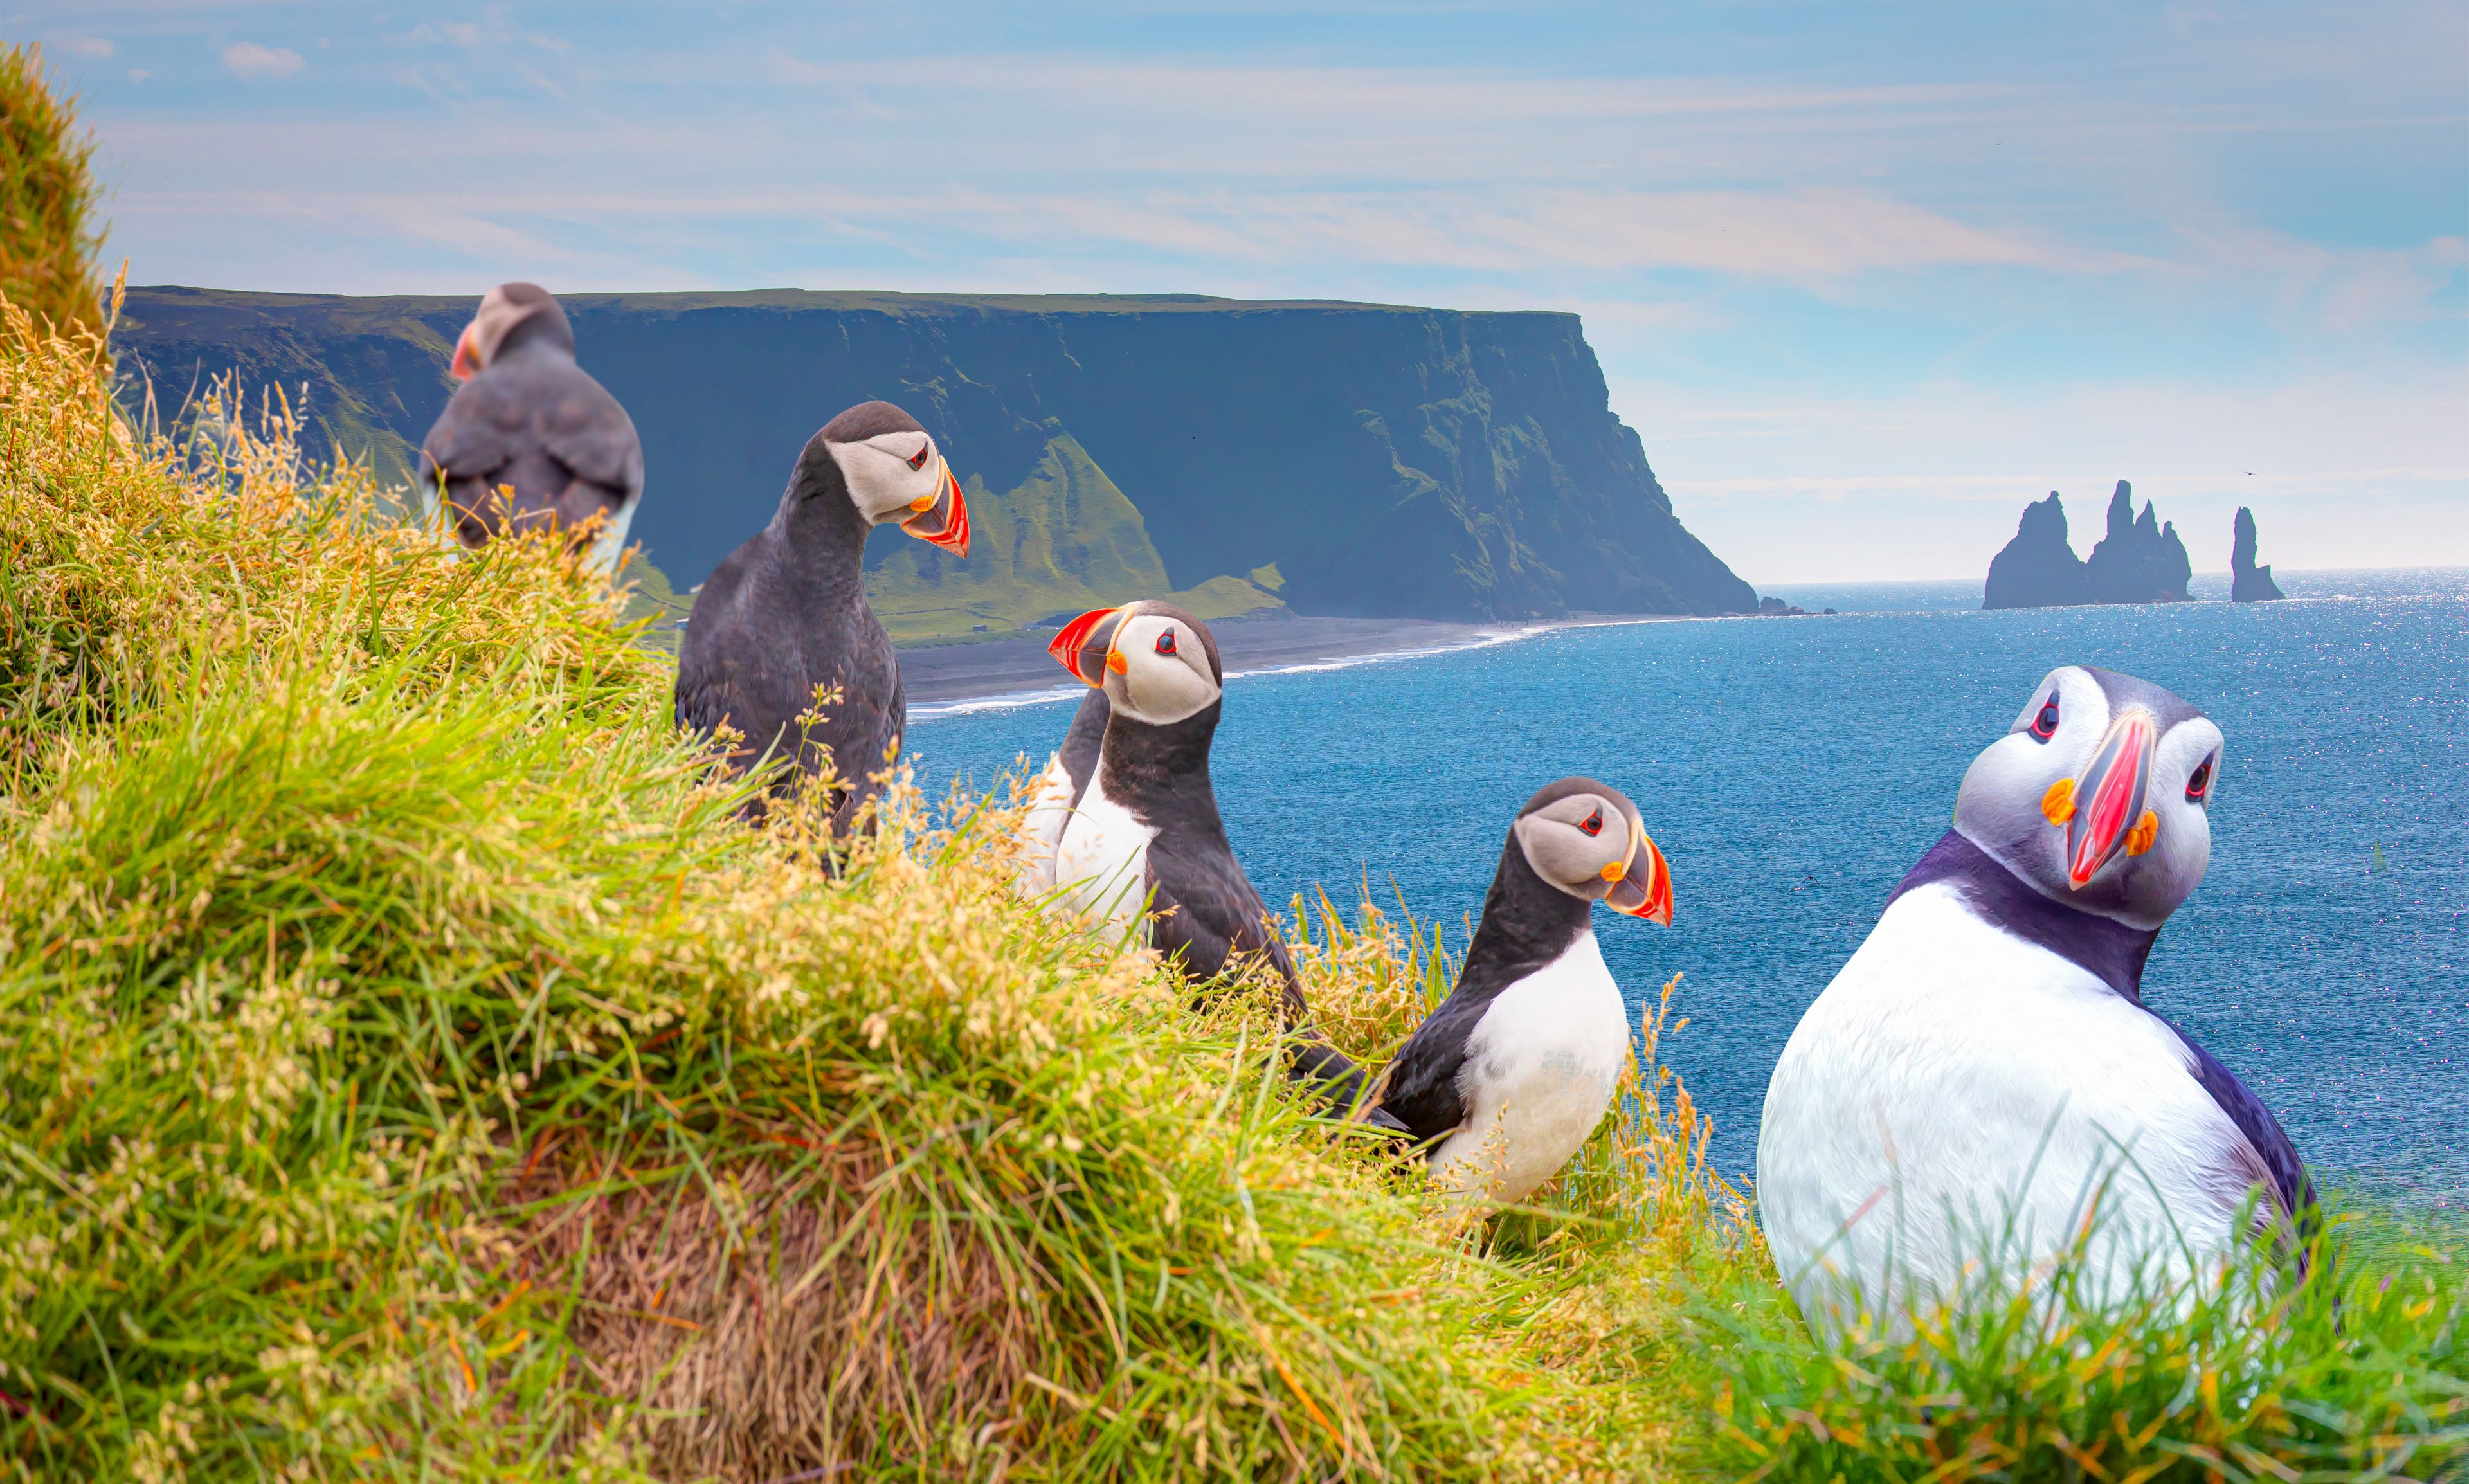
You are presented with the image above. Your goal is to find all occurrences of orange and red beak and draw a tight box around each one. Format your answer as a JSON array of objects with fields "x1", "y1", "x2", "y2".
[
  {"x1": 2062, "y1": 707, "x2": 2158, "y2": 888},
  {"x1": 449, "y1": 321, "x2": 483, "y2": 381},
  {"x1": 1048, "y1": 604, "x2": 1130, "y2": 686},
  {"x1": 1602, "y1": 816, "x2": 1674, "y2": 925},
  {"x1": 901, "y1": 458, "x2": 970, "y2": 556}
]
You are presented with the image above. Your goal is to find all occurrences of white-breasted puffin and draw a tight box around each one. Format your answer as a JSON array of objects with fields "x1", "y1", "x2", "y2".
[
  {"x1": 1043, "y1": 600, "x2": 1396, "y2": 1118},
  {"x1": 417, "y1": 283, "x2": 644, "y2": 574},
  {"x1": 1368, "y1": 779, "x2": 1674, "y2": 1205},
  {"x1": 674, "y1": 400, "x2": 970, "y2": 831},
  {"x1": 1373, "y1": 780, "x2": 1679, "y2": 1200},
  {"x1": 1757, "y1": 665, "x2": 2314, "y2": 1334},
  {"x1": 1014, "y1": 687, "x2": 1111, "y2": 896}
]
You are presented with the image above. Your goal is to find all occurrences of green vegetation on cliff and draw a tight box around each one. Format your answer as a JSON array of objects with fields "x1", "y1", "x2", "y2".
[{"x1": 865, "y1": 431, "x2": 1282, "y2": 644}]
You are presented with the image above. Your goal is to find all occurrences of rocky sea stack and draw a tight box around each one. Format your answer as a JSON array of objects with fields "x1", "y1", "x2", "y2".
[
  {"x1": 1982, "y1": 480, "x2": 2193, "y2": 609},
  {"x1": 2231, "y1": 506, "x2": 2286, "y2": 602}
]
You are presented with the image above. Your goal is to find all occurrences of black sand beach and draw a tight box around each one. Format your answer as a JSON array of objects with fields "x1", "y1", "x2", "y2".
[{"x1": 899, "y1": 613, "x2": 1685, "y2": 707}]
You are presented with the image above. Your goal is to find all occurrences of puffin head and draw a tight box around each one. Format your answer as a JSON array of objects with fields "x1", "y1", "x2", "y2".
[
  {"x1": 1955, "y1": 665, "x2": 2223, "y2": 928},
  {"x1": 449, "y1": 282, "x2": 573, "y2": 379},
  {"x1": 1510, "y1": 777, "x2": 1674, "y2": 923},
  {"x1": 807, "y1": 399, "x2": 970, "y2": 554},
  {"x1": 1046, "y1": 600, "x2": 1221, "y2": 726}
]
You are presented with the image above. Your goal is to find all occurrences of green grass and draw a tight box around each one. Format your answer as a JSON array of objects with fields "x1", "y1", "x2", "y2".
[
  {"x1": 0, "y1": 44, "x2": 103, "y2": 343},
  {"x1": 1697, "y1": 1210, "x2": 2466, "y2": 1483}
]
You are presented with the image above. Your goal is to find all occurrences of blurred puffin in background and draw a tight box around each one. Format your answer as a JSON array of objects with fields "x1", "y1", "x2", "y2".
[{"x1": 417, "y1": 282, "x2": 643, "y2": 574}]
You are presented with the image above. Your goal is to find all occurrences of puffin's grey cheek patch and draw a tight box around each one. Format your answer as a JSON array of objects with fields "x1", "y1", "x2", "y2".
[{"x1": 1516, "y1": 813, "x2": 1614, "y2": 896}]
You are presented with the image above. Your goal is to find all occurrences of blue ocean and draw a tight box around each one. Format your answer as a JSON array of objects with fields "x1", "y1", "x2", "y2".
[{"x1": 910, "y1": 569, "x2": 2468, "y2": 1206}]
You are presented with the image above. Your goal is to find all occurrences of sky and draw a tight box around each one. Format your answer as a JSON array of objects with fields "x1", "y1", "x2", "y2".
[{"x1": 23, "y1": 1, "x2": 2469, "y2": 584}]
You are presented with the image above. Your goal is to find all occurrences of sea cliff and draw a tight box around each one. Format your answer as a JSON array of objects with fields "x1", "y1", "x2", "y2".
[{"x1": 111, "y1": 287, "x2": 1757, "y2": 636}]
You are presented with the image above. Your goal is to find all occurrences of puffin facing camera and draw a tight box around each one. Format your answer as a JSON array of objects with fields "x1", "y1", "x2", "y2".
[{"x1": 1955, "y1": 664, "x2": 2223, "y2": 930}]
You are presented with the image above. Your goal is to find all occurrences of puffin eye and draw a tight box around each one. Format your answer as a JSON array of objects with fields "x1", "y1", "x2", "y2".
[
  {"x1": 1578, "y1": 807, "x2": 1603, "y2": 837},
  {"x1": 2028, "y1": 692, "x2": 2060, "y2": 743},
  {"x1": 1154, "y1": 629, "x2": 1177, "y2": 656},
  {"x1": 2185, "y1": 755, "x2": 2215, "y2": 803},
  {"x1": 906, "y1": 444, "x2": 930, "y2": 471}
]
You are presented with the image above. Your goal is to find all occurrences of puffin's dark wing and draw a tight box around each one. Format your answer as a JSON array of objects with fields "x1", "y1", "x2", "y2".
[
  {"x1": 1371, "y1": 996, "x2": 1490, "y2": 1145},
  {"x1": 538, "y1": 370, "x2": 644, "y2": 502},
  {"x1": 1146, "y1": 849, "x2": 1308, "y2": 1022},
  {"x1": 1057, "y1": 688, "x2": 1110, "y2": 806},
  {"x1": 418, "y1": 376, "x2": 522, "y2": 491},
  {"x1": 673, "y1": 556, "x2": 790, "y2": 769},
  {"x1": 2165, "y1": 1019, "x2": 2316, "y2": 1231}
]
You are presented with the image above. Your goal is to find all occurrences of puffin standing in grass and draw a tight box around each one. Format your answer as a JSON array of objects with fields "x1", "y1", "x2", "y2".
[
  {"x1": 1044, "y1": 601, "x2": 1394, "y2": 1118},
  {"x1": 1366, "y1": 779, "x2": 1673, "y2": 1204},
  {"x1": 674, "y1": 400, "x2": 970, "y2": 831},
  {"x1": 1757, "y1": 666, "x2": 2313, "y2": 1334},
  {"x1": 417, "y1": 282, "x2": 644, "y2": 574},
  {"x1": 1015, "y1": 687, "x2": 1111, "y2": 896}
]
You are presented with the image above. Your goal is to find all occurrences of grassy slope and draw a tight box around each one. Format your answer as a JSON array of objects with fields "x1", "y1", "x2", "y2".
[
  {"x1": 6, "y1": 302, "x2": 2464, "y2": 1481},
  {"x1": 1, "y1": 303, "x2": 1741, "y2": 1480}
]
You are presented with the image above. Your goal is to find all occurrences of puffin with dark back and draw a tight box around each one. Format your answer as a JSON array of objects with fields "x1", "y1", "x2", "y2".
[
  {"x1": 1044, "y1": 601, "x2": 1397, "y2": 1120},
  {"x1": 1370, "y1": 779, "x2": 1673, "y2": 1204},
  {"x1": 418, "y1": 283, "x2": 644, "y2": 573},
  {"x1": 674, "y1": 400, "x2": 970, "y2": 831},
  {"x1": 1758, "y1": 666, "x2": 2313, "y2": 1334},
  {"x1": 1015, "y1": 687, "x2": 1112, "y2": 896}
]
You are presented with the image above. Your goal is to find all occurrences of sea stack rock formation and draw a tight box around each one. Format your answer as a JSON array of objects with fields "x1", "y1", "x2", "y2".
[
  {"x1": 1982, "y1": 480, "x2": 2193, "y2": 610},
  {"x1": 1984, "y1": 493, "x2": 2090, "y2": 609},
  {"x1": 2230, "y1": 507, "x2": 2286, "y2": 602},
  {"x1": 2083, "y1": 481, "x2": 2192, "y2": 604}
]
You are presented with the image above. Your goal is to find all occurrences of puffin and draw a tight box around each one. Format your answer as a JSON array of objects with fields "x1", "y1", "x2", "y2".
[
  {"x1": 673, "y1": 399, "x2": 969, "y2": 831},
  {"x1": 417, "y1": 282, "x2": 644, "y2": 574},
  {"x1": 1014, "y1": 687, "x2": 1111, "y2": 896},
  {"x1": 1042, "y1": 601, "x2": 1394, "y2": 1117},
  {"x1": 1368, "y1": 778, "x2": 1673, "y2": 1205},
  {"x1": 1757, "y1": 665, "x2": 2314, "y2": 1334}
]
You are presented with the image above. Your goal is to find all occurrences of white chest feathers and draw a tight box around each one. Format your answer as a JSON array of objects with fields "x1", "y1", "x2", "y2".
[
  {"x1": 1756, "y1": 882, "x2": 2270, "y2": 1334},
  {"x1": 1013, "y1": 753, "x2": 1077, "y2": 898},
  {"x1": 1429, "y1": 932, "x2": 1631, "y2": 1207},
  {"x1": 1049, "y1": 769, "x2": 1157, "y2": 937}
]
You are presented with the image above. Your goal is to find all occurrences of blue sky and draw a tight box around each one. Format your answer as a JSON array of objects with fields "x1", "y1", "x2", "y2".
[{"x1": 26, "y1": 1, "x2": 2468, "y2": 583}]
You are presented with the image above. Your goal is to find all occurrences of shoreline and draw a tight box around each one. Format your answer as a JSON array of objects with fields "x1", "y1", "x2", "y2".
[{"x1": 904, "y1": 612, "x2": 1687, "y2": 715}]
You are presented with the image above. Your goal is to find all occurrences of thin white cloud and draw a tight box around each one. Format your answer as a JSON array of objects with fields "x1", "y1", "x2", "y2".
[
  {"x1": 222, "y1": 42, "x2": 305, "y2": 80},
  {"x1": 59, "y1": 37, "x2": 116, "y2": 59}
]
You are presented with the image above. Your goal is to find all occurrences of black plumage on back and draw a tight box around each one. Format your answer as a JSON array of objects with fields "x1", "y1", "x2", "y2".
[
  {"x1": 1057, "y1": 687, "x2": 1110, "y2": 808},
  {"x1": 418, "y1": 290, "x2": 640, "y2": 562},
  {"x1": 674, "y1": 406, "x2": 913, "y2": 834},
  {"x1": 1375, "y1": 826, "x2": 1595, "y2": 1142}
]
